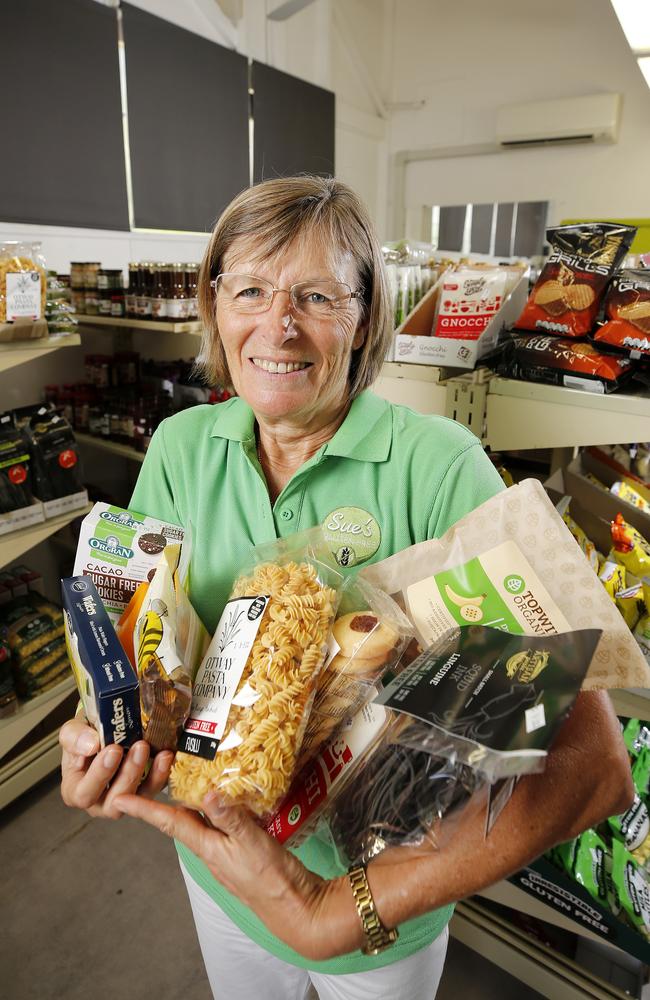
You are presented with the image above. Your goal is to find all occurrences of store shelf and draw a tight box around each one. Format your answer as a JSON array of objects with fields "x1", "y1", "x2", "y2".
[
  {"x1": 375, "y1": 362, "x2": 449, "y2": 414},
  {"x1": 0, "y1": 503, "x2": 92, "y2": 569},
  {"x1": 608, "y1": 688, "x2": 650, "y2": 721},
  {"x1": 0, "y1": 729, "x2": 63, "y2": 811},
  {"x1": 0, "y1": 676, "x2": 75, "y2": 758},
  {"x1": 485, "y1": 377, "x2": 650, "y2": 452},
  {"x1": 0, "y1": 333, "x2": 81, "y2": 373},
  {"x1": 76, "y1": 314, "x2": 203, "y2": 336},
  {"x1": 76, "y1": 432, "x2": 145, "y2": 463}
]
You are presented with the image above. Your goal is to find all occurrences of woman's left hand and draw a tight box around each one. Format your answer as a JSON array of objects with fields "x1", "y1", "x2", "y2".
[{"x1": 113, "y1": 791, "x2": 363, "y2": 961}]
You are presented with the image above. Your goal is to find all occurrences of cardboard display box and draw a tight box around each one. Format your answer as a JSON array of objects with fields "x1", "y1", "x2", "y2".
[
  {"x1": 561, "y1": 454, "x2": 650, "y2": 540},
  {"x1": 393, "y1": 270, "x2": 529, "y2": 370}
]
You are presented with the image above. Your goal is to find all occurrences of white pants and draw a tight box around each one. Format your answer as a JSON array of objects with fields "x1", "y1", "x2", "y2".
[{"x1": 180, "y1": 860, "x2": 448, "y2": 1000}]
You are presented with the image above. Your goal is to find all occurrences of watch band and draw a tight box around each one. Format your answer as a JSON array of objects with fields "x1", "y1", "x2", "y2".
[{"x1": 348, "y1": 865, "x2": 399, "y2": 956}]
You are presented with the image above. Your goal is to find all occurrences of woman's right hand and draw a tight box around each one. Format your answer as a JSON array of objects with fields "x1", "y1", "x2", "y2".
[{"x1": 59, "y1": 718, "x2": 174, "y2": 820}]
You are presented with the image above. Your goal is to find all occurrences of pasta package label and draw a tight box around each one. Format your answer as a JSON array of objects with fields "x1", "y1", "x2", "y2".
[
  {"x1": 178, "y1": 596, "x2": 270, "y2": 760},
  {"x1": 406, "y1": 539, "x2": 570, "y2": 648},
  {"x1": 6, "y1": 271, "x2": 43, "y2": 321}
]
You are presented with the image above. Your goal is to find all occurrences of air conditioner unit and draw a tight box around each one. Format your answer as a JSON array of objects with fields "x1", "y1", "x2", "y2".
[{"x1": 496, "y1": 93, "x2": 621, "y2": 148}]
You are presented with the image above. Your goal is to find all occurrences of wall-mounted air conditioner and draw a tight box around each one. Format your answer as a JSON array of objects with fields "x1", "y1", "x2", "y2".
[{"x1": 496, "y1": 93, "x2": 621, "y2": 148}]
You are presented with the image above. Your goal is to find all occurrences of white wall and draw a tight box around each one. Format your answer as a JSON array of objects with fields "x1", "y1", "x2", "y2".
[{"x1": 384, "y1": 0, "x2": 650, "y2": 239}]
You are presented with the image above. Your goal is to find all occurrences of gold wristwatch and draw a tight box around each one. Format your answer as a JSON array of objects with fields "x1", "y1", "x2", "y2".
[{"x1": 348, "y1": 865, "x2": 399, "y2": 956}]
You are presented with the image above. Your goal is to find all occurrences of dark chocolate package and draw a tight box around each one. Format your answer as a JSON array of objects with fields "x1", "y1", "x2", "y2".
[
  {"x1": 0, "y1": 412, "x2": 34, "y2": 514},
  {"x1": 515, "y1": 223, "x2": 636, "y2": 337},
  {"x1": 495, "y1": 332, "x2": 635, "y2": 393},
  {"x1": 16, "y1": 404, "x2": 84, "y2": 502},
  {"x1": 594, "y1": 269, "x2": 650, "y2": 358}
]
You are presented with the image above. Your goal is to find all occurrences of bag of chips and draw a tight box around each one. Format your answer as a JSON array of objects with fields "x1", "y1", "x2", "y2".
[
  {"x1": 171, "y1": 529, "x2": 343, "y2": 816},
  {"x1": 494, "y1": 332, "x2": 635, "y2": 394},
  {"x1": 612, "y1": 838, "x2": 650, "y2": 940},
  {"x1": 433, "y1": 266, "x2": 507, "y2": 340},
  {"x1": 515, "y1": 223, "x2": 636, "y2": 337},
  {"x1": 611, "y1": 514, "x2": 650, "y2": 578},
  {"x1": 594, "y1": 269, "x2": 650, "y2": 359}
]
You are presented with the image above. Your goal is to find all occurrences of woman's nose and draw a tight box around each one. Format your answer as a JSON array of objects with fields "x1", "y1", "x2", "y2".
[{"x1": 264, "y1": 290, "x2": 299, "y2": 340}]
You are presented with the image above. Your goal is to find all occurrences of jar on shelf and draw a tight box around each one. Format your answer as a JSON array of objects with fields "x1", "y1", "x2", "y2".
[
  {"x1": 70, "y1": 263, "x2": 86, "y2": 290},
  {"x1": 184, "y1": 263, "x2": 199, "y2": 319},
  {"x1": 166, "y1": 264, "x2": 189, "y2": 321},
  {"x1": 125, "y1": 262, "x2": 139, "y2": 318},
  {"x1": 151, "y1": 265, "x2": 168, "y2": 320}
]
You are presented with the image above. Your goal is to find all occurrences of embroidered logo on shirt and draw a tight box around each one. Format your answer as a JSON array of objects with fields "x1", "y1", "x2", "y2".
[{"x1": 322, "y1": 507, "x2": 381, "y2": 567}]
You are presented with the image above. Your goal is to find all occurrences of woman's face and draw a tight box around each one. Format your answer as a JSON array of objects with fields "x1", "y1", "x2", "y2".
[{"x1": 215, "y1": 236, "x2": 366, "y2": 426}]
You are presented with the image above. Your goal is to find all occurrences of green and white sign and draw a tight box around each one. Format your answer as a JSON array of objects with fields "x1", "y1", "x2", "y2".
[{"x1": 322, "y1": 506, "x2": 381, "y2": 568}]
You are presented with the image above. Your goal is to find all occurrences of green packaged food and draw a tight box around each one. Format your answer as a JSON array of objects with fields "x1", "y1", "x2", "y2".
[
  {"x1": 573, "y1": 829, "x2": 609, "y2": 905},
  {"x1": 624, "y1": 719, "x2": 650, "y2": 758},
  {"x1": 550, "y1": 838, "x2": 578, "y2": 877},
  {"x1": 612, "y1": 838, "x2": 650, "y2": 940}
]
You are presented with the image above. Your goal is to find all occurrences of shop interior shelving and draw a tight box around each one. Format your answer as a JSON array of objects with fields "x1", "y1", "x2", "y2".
[
  {"x1": 75, "y1": 431, "x2": 145, "y2": 464},
  {"x1": 0, "y1": 504, "x2": 92, "y2": 568},
  {"x1": 75, "y1": 314, "x2": 203, "y2": 336},
  {"x1": 0, "y1": 333, "x2": 81, "y2": 374}
]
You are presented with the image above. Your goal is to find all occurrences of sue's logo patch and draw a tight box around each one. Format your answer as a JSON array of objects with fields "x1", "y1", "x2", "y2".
[{"x1": 322, "y1": 506, "x2": 381, "y2": 567}]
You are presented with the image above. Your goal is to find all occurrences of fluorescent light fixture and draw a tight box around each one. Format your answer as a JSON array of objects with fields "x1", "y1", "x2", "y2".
[
  {"x1": 610, "y1": 0, "x2": 650, "y2": 52},
  {"x1": 639, "y1": 55, "x2": 650, "y2": 87}
]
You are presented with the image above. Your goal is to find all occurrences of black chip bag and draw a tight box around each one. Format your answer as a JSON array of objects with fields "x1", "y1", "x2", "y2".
[
  {"x1": 594, "y1": 269, "x2": 650, "y2": 358},
  {"x1": 515, "y1": 223, "x2": 636, "y2": 337},
  {"x1": 495, "y1": 332, "x2": 635, "y2": 393}
]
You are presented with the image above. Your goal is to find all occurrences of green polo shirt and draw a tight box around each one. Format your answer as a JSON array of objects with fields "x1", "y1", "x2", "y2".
[{"x1": 129, "y1": 389, "x2": 504, "y2": 974}]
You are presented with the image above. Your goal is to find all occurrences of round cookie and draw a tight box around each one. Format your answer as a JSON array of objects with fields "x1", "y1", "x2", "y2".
[
  {"x1": 138, "y1": 532, "x2": 167, "y2": 555},
  {"x1": 332, "y1": 612, "x2": 399, "y2": 662}
]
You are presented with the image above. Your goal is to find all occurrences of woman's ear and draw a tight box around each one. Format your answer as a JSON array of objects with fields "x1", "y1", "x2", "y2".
[{"x1": 352, "y1": 318, "x2": 368, "y2": 351}]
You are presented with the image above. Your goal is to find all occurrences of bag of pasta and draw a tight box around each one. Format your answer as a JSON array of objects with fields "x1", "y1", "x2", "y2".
[
  {"x1": 296, "y1": 577, "x2": 415, "y2": 769},
  {"x1": 131, "y1": 542, "x2": 209, "y2": 753},
  {"x1": 170, "y1": 529, "x2": 343, "y2": 816},
  {"x1": 0, "y1": 241, "x2": 47, "y2": 329}
]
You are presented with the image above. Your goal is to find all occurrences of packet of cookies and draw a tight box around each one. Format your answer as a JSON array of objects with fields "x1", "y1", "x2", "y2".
[
  {"x1": 72, "y1": 503, "x2": 184, "y2": 624},
  {"x1": 515, "y1": 223, "x2": 636, "y2": 337},
  {"x1": 296, "y1": 577, "x2": 415, "y2": 768},
  {"x1": 170, "y1": 528, "x2": 343, "y2": 816},
  {"x1": 132, "y1": 543, "x2": 209, "y2": 753},
  {"x1": 594, "y1": 269, "x2": 650, "y2": 359},
  {"x1": 360, "y1": 478, "x2": 650, "y2": 692}
]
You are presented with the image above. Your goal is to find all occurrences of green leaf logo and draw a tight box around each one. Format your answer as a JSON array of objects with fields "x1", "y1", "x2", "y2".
[{"x1": 504, "y1": 574, "x2": 526, "y2": 595}]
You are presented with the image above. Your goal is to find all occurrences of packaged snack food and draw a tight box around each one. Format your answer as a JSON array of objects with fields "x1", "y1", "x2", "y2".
[
  {"x1": 615, "y1": 582, "x2": 644, "y2": 632},
  {"x1": 73, "y1": 503, "x2": 184, "y2": 624},
  {"x1": 62, "y1": 576, "x2": 142, "y2": 748},
  {"x1": 573, "y1": 830, "x2": 610, "y2": 907},
  {"x1": 171, "y1": 530, "x2": 342, "y2": 816},
  {"x1": 558, "y1": 500, "x2": 599, "y2": 573},
  {"x1": 624, "y1": 719, "x2": 650, "y2": 758},
  {"x1": 132, "y1": 544, "x2": 209, "y2": 752},
  {"x1": 296, "y1": 578, "x2": 414, "y2": 767},
  {"x1": 433, "y1": 266, "x2": 507, "y2": 340},
  {"x1": 494, "y1": 333, "x2": 635, "y2": 394},
  {"x1": 611, "y1": 481, "x2": 650, "y2": 514},
  {"x1": 612, "y1": 838, "x2": 650, "y2": 940},
  {"x1": 611, "y1": 514, "x2": 650, "y2": 578},
  {"x1": 635, "y1": 615, "x2": 650, "y2": 665},
  {"x1": 361, "y1": 478, "x2": 650, "y2": 691},
  {"x1": 15, "y1": 405, "x2": 85, "y2": 503},
  {"x1": 598, "y1": 560, "x2": 626, "y2": 601},
  {"x1": 515, "y1": 223, "x2": 636, "y2": 337},
  {"x1": 326, "y1": 625, "x2": 601, "y2": 864},
  {"x1": 0, "y1": 412, "x2": 35, "y2": 515},
  {"x1": 549, "y1": 838, "x2": 578, "y2": 877},
  {"x1": 0, "y1": 241, "x2": 47, "y2": 324},
  {"x1": 594, "y1": 270, "x2": 650, "y2": 359}
]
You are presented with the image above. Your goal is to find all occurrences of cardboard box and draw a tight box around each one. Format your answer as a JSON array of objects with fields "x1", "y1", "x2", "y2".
[
  {"x1": 562, "y1": 456, "x2": 650, "y2": 540},
  {"x1": 394, "y1": 271, "x2": 529, "y2": 370},
  {"x1": 62, "y1": 575, "x2": 141, "y2": 749},
  {"x1": 544, "y1": 468, "x2": 613, "y2": 555}
]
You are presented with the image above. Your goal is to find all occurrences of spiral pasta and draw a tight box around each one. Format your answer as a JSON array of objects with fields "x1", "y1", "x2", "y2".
[{"x1": 170, "y1": 560, "x2": 337, "y2": 815}]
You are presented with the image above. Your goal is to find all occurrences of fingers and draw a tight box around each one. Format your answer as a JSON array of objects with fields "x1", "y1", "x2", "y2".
[
  {"x1": 101, "y1": 742, "x2": 151, "y2": 819},
  {"x1": 201, "y1": 795, "x2": 261, "y2": 846},
  {"x1": 113, "y1": 793, "x2": 210, "y2": 855},
  {"x1": 140, "y1": 750, "x2": 175, "y2": 798},
  {"x1": 59, "y1": 719, "x2": 100, "y2": 757},
  {"x1": 61, "y1": 743, "x2": 124, "y2": 810}
]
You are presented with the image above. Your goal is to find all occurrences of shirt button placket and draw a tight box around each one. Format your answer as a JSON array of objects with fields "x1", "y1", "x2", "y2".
[{"x1": 280, "y1": 509, "x2": 293, "y2": 521}]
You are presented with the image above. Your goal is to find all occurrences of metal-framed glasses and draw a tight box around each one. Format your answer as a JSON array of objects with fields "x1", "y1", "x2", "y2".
[{"x1": 210, "y1": 273, "x2": 364, "y2": 319}]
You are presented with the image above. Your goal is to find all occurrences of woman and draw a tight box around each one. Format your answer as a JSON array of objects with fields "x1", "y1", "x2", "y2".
[{"x1": 60, "y1": 176, "x2": 632, "y2": 1000}]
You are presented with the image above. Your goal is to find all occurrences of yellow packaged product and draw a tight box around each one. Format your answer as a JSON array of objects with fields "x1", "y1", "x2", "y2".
[
  {"x1": 635, "y1": 615, "x2": 650, "y2": 665},
  {"x1": 0, "y1": 241, "x2": 47, "y2": 324},
  {"x1": 612, "y1": 514, "x2": 650, "y2": 578},
  {"x1": 171, "y1": 529, "x2": 343, "y2": 816},
  {"x1": 561, "y1": 510, "x2": 599, "y2": 573},
  {"x1": 616, "y1": 583, "x2": 644, "y2": 631},
  {"x1": 598, "y1": 560, "x2": 626, "y2": 601},
  {"x1": 611, "y1": 481, "x2": 650, "y2": 515}
]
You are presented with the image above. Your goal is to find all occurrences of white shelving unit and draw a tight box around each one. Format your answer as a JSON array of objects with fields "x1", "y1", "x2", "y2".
[
  {"x1": 0, "y1": 504, "x2": 92, "y2": 569},
  {"x1": 76, "y1": 314, "x2": 203, "y2": 336}
]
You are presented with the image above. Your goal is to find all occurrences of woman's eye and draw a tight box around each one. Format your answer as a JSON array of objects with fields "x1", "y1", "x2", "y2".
[
  {"x1": 238, "y1": 286, "x2": 263, "y2": 298},
  {"x1": 305, "y1": 291, "x2": 328, "y2": 304}
]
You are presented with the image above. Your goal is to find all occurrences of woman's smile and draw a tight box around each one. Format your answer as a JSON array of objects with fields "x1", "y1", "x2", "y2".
[{"x1": 249, "y1": 357, "x2": 313, "y2": 375}]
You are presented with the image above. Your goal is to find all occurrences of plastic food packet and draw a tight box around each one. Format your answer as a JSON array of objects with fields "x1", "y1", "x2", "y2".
[
  {"x1": 594, "y1": 269, "x2": 650, "y2": 359},
  {"x1": 0, "y1": 412, "x2": 35, "y2": 514},
  {"x1": 170, "y1": 529, "x2": 343, "y2": 816},
  {"x1": 611, "y1": 514, "x2": 650, "y2": 578},
  {"x1": 325, "y1": 625, "x2": 601, "y2": 865},
  {"x1": 361, "y1": 479, "x2": 650, "y2": 691},
  {"x1": 548, "y1": 838, "x2": 578, "y2": 877},
  {"x1": 16, "y1": 405, "x2": 84, "y2": 502},
  {"x1": 598, "y1": 560, "x2": 626, "y2": 601},
  {"x1": 624, "y1": 719, "x2": 650, "y2": 758},
  {"x1": 494, "y1": 332, "x2": 635, "y2": 393},
  {"x1": 515, "y1": 223, "x2": 636, "y2": 337},
  {"x1": 132, "y1": 544, "x2": 209, "y2": 752},
  {"x1": 116, "y1": 582, "x2": 149, "y2": 667},
  {"x1": 0, "y1": 240, "x2": 47, "y2": 324},
  {"x1": 615, "y1": 582, "x2": 644, "y2": 631},
  {"x1": 296, "y1": 577, "x2": 414, "y2": 768},
  {"x1": 634, "y1": 615, "x2": 650, "y2": 665},
  {"x1": 612, "y1": 838, "x2": 650, "y2": 940},
  {"x1": 433, "y1": 266, "x2": 507, "y2": 340},
  {"x1": 267, "y1": 701, "x2": 392, "y2": 847},
  {"x1": 573, "y1": 829, "x2": 610, "y2": 907},
  {"x1": 611, "y1": 481, "x2": 650, "y2": 514}
]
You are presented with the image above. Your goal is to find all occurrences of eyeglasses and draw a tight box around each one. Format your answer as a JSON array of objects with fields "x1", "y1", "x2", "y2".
[{"x1": 210, "y1": 273, "x2": 364, "y2": 319}]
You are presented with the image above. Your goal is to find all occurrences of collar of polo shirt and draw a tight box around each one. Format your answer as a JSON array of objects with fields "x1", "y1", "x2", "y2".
[{"x1": 209, "y1": 391, "x2": 393, "y2": 463}]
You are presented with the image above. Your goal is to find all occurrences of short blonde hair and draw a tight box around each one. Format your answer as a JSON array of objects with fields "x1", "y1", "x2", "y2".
[{"x1": 196, "y1": 176, "x2": 392, "y2": 399}]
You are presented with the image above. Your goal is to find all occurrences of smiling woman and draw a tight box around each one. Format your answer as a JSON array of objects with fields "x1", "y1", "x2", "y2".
[{"x1": 58, "y1": 175, "x2": 631, "y2": 1000}]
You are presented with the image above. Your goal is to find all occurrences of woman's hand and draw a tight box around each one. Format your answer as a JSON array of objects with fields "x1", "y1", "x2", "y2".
[
  {"x1": 59, "y1": 717, "x2": 174, "y2": 820},
  {"x1": 112, "y1": 791, "x2": 364, "y2": 960}
]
